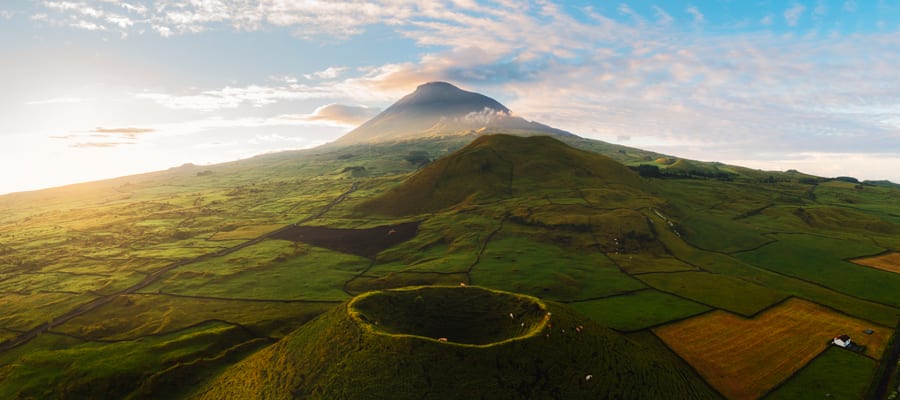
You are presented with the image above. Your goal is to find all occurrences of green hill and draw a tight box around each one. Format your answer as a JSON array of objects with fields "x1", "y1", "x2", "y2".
[
  {"x1": 193, "y1": 286, "x2": 719, "y2": 400},
  {"x1": 358, "y1": 134, "x2": 646, "y2": 216}
]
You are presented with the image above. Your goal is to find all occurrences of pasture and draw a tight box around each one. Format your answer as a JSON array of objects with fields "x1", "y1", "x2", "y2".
[
  {"x1": 569, "y1": 290, "x2": 710, "y2": 331},
  {"x1": 654, "y1": 298, "x2": 891, "y2": 400}
]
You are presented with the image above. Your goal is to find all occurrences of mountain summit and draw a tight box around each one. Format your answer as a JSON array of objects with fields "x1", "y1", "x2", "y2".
[{"x1": 331, "y1": 82, "x2": 574, "y2": 146}]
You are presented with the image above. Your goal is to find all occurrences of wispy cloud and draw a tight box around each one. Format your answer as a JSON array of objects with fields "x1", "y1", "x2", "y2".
[
  {"x1": 26, "y1": 96, "x2": 96, "y2": 105},
  {"x1": 784, "y1": 3, "x2": 806, "y2": 26},
  {"x1": 686, "y1": 5, "x2": 704, "y2": 26},
  {"x1": 652, "y1": 6, "x2": 674, "y2": 26},
  {"x1": 50, "y1": 126, "x2": 157, "y2": 148},
  {"x1": 843, "y1": 0, "x2": 858, "y2": 13}
]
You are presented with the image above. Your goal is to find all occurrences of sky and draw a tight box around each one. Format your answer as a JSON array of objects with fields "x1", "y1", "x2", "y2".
[{"x1": 1, "y1": 0, "x2": 899, "y2": 194}]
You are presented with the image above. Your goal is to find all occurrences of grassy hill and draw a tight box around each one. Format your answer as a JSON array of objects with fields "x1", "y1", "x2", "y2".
[
  {"x1": 357, "y1": 134, "x2": 646, "y2": 216},
  {"x1": 192, "y1": 286, "x2": 719, "y2": 400}
]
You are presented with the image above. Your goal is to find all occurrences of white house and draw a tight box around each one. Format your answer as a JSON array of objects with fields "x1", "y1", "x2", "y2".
[{"x1": 832, "y1": 334, "x2": 852, "y2": 348}]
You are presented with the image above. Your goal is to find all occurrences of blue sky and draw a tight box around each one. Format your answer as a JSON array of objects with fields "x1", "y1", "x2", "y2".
[{"x1": 1, "y1": 0, "x2": 899, "y2": 194}]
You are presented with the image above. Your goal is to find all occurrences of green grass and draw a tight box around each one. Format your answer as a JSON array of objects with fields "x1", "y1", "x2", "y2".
[
  {"x1": 0, "y1": 292, "x2": 97, "y2": 331},
  {"x1": 764, "y1": 347, "x2": 876, "y2": 400},
  {"x1": 52, "y1": 294, "x2": 337, "y2": 340},
  {"x1": 650, "y1": 210, "x2": 900, "y2": 326},
  {"x1": 194, "y1": 287, "x2": 719, "y2": 400},
  {"x1": 569, "y1": 290, "x2": 711, "y2": 331},
  {"x1": 607, "y1": 252, "x2": 699, "y2": 274},
  {"x1": 735, "y1": 234, "x2": 900, "y2": 307},
  {"x1": 472, "y1": 235, "x2": 646, "y2": 302},
  {"x1": 143, "y1": 241, "x2": 368, "y2": 301},
  {"x1": 0, "y1": 321, "x2": 263, "y2": 400},
  {"x1": 1, "y1": 133, "x2": 900, "y2": 398},
  {"x1": 371, "y1": 211, "x2": 499, "y2": 273},
  {"x1": 635, "y1": 271, "x2": 788, "y2": 316}
]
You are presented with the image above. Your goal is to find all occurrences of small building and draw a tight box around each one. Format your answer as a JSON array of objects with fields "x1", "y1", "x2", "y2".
[{"x1": 832, "y1": 334, "x2": 852, "y2": 348}]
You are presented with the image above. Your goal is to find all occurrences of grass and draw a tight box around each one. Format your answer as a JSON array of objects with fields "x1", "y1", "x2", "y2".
[
  {"x1": 143, "y1": 241, "x2": 369, "y2": 301},
  {"x1": 0, "y1": 321, "x2": 263, "y2": 400},
  {"x1": 51, "y1": 293, "x2": 337, "y2": 340},
  {"x1": 0, "y1": 292, "x2": 97, "y2": 332},
  {"x1": 472, "y1": 234, "x2": 646, "y2": 302},
  {"x1": 1, "y1": 133, "x2": 900, "y2": 397},
  {"x1": 649, "y1": 209, "x2": 900, "y2": 326},
  {"x1": 208, "y1": 224, "x2": 286, "y2": 241},
  {"x1": 735, "y1": 234, "x2": 900, "y2": 307},
  {"x1": 348, "y1": 286, "x2": 548, "y2": 345},
  {"x1": 764, "y1": 347, "x2": 877, "y2": 400},
  {"x1": 852, "y1": 252, "x2": 900, "y2": 274},
  {"x1": 194, "y1": 287, "x2": 719, "y2": 400},
  {"x1": 569, "y1": 290, "x2": 710, "y2": 331},
  {"x1": 607, "y1": 252, "x2": 699, "y2": 274},
  {"x1": 654, "y1": 298, "x2": 892, "y2": 400},
  {"x1": 636, "y1": 271, "x2": 788, "y2": 316}
]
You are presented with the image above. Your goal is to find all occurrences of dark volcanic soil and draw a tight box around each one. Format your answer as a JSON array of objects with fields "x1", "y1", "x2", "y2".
[{"x1": 271, "y1": 221, "x2": 420, "y2": 258}]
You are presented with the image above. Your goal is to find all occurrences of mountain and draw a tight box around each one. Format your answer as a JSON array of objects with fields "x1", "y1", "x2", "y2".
[
  {"x1": 330, "y1": 82, "x2": 574, "y2": 146},
  {"x1": 357, "y1": 134, "x2": 648, "y2": 216},
  {"x1": 192, "y1": 286, "x2": 718, "y2": 400}
]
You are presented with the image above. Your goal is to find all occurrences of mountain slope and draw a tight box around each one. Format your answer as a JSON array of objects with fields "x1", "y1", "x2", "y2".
[
  {"x1": 331, "y1": 82, "x2": 574, "y2": 146},
  {"x1": 357, "y1": 134, "x2": 647, "y2": 216}
]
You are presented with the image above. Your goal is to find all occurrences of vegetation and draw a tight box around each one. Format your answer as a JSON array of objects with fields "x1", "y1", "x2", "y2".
[
  {"x1": 853, "y1": 252, "x2": 900, "y2": 274},
  {"x1": 764, "y1": 347, "x2": 877, "y2": 400},
  {"x1": 0, "y1": 133, "x2": 898, "y2": 398},
  {"x1": 193, "y1": 286, "x2": 720, "y2": 399},
  {"x1": 569, "y1": 290, "x2": 710, "y2": 331},
  {"x1": 654, "y1": 298, "x2": 892, "y2": 400}
]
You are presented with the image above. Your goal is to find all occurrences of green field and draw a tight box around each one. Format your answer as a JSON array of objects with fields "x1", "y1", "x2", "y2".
[
  {"x1": 569, "y1": 290, "x2": 711, "y2": 331},
  {"x1": 0, "y1": 134, "x2": 898, "y2": 398},
  {"x1": 635, "y1": 271, "x2": 788, "y2": 316},
  {"x1": 764, "y1": 347, "x2": 877, "y2": 400},
  {"x1": 735, "y1": 234, "x2": 900, "y2": 307}
]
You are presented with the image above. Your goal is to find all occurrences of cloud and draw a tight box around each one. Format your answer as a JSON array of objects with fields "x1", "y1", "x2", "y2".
[
  {"x1": 304, "y1": 67, "x2": 347, "y2": 80},
  {"x1": 685, "y1": 5, "x2": 704, "y2": 25},
  {"x1": 26, "y1": 96, "x2": 97, "y2": 105},
  {"x1": 784, "y1": 3, "x2": 806, "y2": 26},
  {"x1": 843, "y1": 1, "x2": 858, "y2": 13},
  {"x1": 71, "y1": 141, "x2": 135, "y2": 148},
  {"x1": 652, "y1": 6, "x2": 673, "y2": 26},
  {"x1": 301, "y1": 104, "x2": 380, "y2": 126},
  {"x1": 92, "y1": 127, "x2": 156, "y2": 139},
  {"x1": 50, "y1": 126, "x2": 157, "y2": 148}
]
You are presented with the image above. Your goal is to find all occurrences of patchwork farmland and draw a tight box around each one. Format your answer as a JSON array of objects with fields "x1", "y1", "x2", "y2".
[{"x1": 654, "y1": 298, "x2": 892, "y2": 400}]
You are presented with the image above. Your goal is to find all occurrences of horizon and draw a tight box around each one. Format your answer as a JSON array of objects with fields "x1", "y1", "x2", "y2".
[{"x1": 3, "y1": 0, "x2": 900, "y2": 195}]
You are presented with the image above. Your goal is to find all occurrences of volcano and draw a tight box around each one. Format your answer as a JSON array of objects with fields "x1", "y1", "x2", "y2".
[{"x1": 331, "y1": 82, "x2": 574, "y2": 146}]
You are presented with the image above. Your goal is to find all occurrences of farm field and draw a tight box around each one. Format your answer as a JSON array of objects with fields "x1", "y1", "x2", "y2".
[
  {"x1": 569, "y1": 289, "x2": 710, "y2": 331},
  {"x1": 764, "y1": 347, "x2": 877, "y2": 400},
  {"x1": 654, "y1": 298, "x2": 892, "y2": 400},
  {"x1": 635, "y1": 271, "x2": 787, "y2": 316},
  {"x1": 853, "y1": 252, "x2": 900, "y2": 274},
  {"x1": 734, "y1": 234, "x2": 900, "y2": 307}
]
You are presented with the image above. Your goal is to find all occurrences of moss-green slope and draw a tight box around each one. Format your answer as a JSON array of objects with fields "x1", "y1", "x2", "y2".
[
  {"x1": 357, "y1": 134, "x2": 646, "y2": 216},
  {"x1": 193, "y1": 286, "x2": 719, "y2": 400}
]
